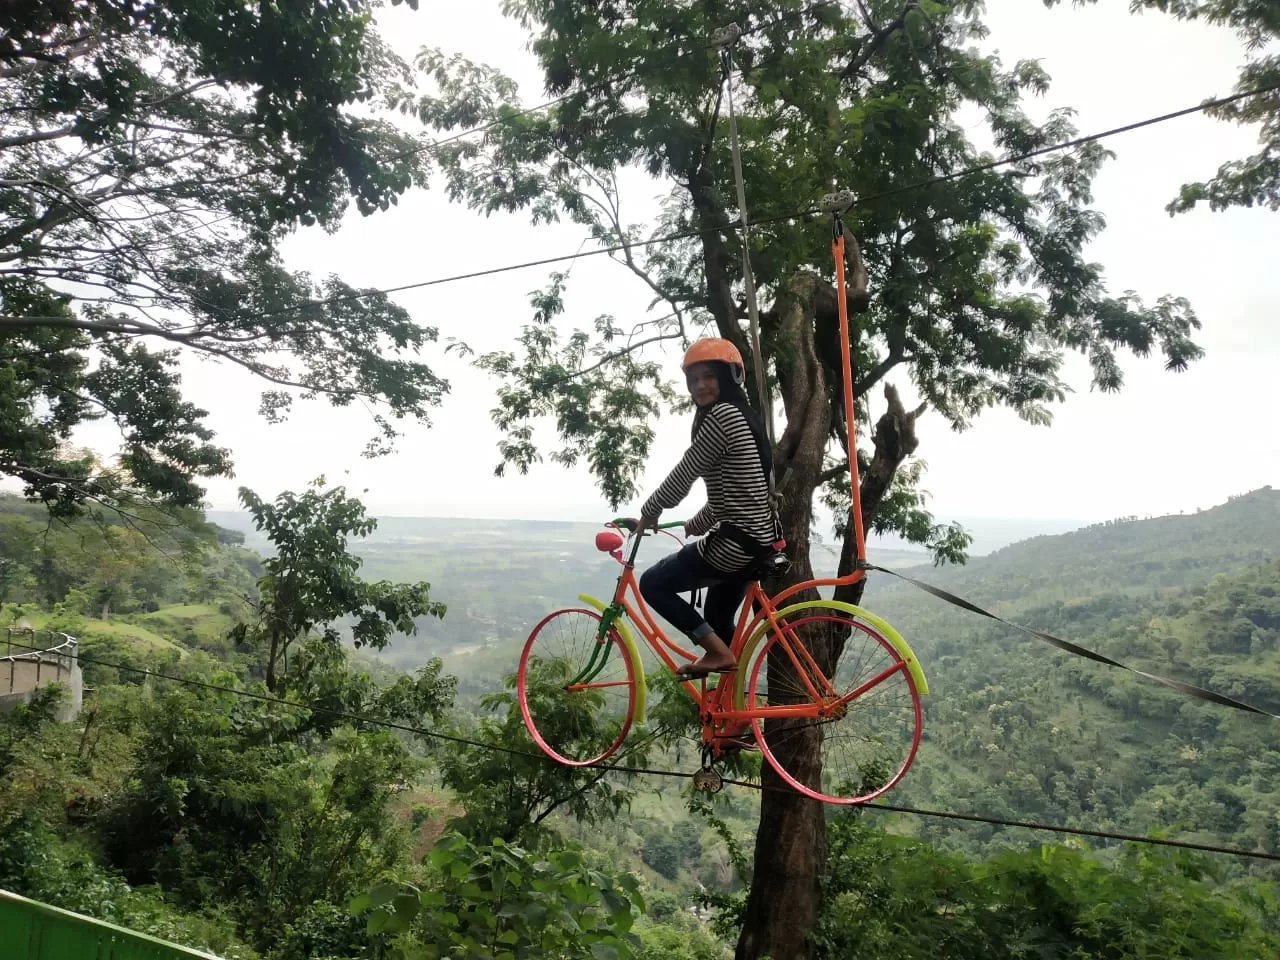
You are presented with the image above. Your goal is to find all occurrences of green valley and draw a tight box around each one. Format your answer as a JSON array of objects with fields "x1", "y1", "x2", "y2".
[{"x1": 3, "y1": 487, "x2": 1279, "y2": 958}]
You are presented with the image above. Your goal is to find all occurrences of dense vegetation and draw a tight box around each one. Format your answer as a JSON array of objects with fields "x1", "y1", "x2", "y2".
[{"x1": 3, "y1": 488, "x2": 1280, "y2": 958}]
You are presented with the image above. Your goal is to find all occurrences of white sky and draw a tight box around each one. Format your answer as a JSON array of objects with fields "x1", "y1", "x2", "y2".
[{"x1": 70, "y1": 1, "x2": 1280, "y2": 531}]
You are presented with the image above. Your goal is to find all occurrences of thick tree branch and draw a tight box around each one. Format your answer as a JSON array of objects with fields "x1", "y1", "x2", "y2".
[
  {"x1": 841, "y1": 3, "x2": 917, "y2": 80},
  {"x1": 853, "y1": 347, "x2": 909, "y2": 396},
  {"x1": 0, "y1": 125, "x2": 76, "y2": 149}
]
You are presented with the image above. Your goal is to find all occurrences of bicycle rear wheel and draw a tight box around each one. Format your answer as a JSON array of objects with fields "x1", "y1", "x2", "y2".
[
  {"x1": 518, "y1": 608, "x2": 638, "y2": 767},
  {"x1": 745, "y1": 607, "x2": 922, "y2": 804}
]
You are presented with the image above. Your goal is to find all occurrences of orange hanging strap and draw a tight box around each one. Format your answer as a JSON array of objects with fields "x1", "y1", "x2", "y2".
[{"x1": 824, "y1": 191, "x2": 866, "y2": 565}]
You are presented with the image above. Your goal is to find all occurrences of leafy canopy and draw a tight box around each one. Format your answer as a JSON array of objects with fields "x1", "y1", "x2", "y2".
[
  {"x1": 353, "y1": 831, "x2": 645, "y2": 960},
  {"x1": 0, "y1": 0, "x2": 446, "y2": 516},
  {"x1": 237, "y1": 477, "x2": 448, "y2": 691},
  {"x1": 407, "y1": 0, "x2": 1201, "y2": 551}
]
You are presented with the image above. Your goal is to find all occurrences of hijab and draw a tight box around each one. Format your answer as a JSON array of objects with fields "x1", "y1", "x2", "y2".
[{"x1": 689, "y1": 361, "x2": 774, "y2": 483}]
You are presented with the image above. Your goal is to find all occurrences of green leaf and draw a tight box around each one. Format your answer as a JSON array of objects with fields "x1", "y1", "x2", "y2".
[{"x1": 367, "y1": 882, "x2": 401, "y2": 908}]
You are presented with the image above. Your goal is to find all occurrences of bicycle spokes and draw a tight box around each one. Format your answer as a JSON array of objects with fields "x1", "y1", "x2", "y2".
[
  {"x1": 518, "y1": 608, "x2": 638, "y2": 766},
  {"x1": 746, "y1": 610, "x2": 922, "y2": 804}
]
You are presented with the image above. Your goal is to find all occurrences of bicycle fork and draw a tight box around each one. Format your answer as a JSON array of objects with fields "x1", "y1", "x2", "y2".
[{"x1": 565, "y1": 600, "x2": 624, "y2": 688}]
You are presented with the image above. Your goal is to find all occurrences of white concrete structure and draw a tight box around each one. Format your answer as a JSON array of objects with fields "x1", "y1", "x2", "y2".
[{"x1": 0, "y1": 629, "x2": 83, "y2": 721}]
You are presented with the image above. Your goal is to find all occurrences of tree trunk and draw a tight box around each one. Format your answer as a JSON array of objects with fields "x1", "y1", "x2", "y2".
[
  {"x1": 266, "y1": 630, "x2": 281, "y2": 693},
  {"x1": 738, "y1": 272, "x2": 832, "y2": 960},
  {"x1": 736, "y1": 271, "x2": 922, "y2": 960}
]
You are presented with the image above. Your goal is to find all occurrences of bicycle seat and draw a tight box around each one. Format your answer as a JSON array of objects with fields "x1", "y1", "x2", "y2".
[{"x1": 752, "y1": 550, "x2": 792, "y2": 581}]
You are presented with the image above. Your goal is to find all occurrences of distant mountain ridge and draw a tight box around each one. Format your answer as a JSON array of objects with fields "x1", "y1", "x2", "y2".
[
  {"x1": 863, "y1": 486, "x2": 1279, "y2": 609},
  {"x1": 207, "y1": 509, "x2": 1097, "y2": 559}
]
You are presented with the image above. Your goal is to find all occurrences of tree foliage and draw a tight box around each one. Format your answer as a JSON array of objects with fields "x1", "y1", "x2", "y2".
[
  {"x1": 411, "y1": 0, "x2": 1201, "y2": 518},
  {"x1": 437, "y1": 677, "x2": 642, "y2": 847},
  {"x1": 0, "y1": 0, "x2": 447, "y2": 516},
  {"x1": 810, "y1": 813, "x2": 1279, "y2": 959},
  {"x1": 238, "y1": 478, "x2": 448, "y2": 691},
  {"x1": 354, "y1": 832, "x2": 645, "y2": 960}
]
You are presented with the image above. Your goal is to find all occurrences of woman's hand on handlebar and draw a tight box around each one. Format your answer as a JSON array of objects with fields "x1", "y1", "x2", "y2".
[{"x1": 617, "y1": 515, "x2": 659, "y2": 534}]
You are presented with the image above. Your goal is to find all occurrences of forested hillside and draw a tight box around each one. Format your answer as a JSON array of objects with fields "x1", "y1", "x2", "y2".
[{"x1": 859, "y1": 488, "x2": 1280, "y2": 861}]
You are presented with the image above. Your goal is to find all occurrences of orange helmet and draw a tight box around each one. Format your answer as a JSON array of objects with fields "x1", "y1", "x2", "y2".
[{"x1": 682, "y1": 338, "x2": 745, "y2": 384}]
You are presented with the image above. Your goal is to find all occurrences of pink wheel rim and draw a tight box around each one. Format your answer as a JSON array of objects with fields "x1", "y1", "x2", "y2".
[
  {"x1": 517, "y1": 607, "x2": 637, "y2": 767},
  {"x1": 748, "y1": 614, "x2": 922, "y2": 804}
]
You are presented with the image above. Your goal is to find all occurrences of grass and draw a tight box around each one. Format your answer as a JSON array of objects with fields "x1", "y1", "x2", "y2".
[
  {"x1": 2, "y1": 602, "x2": 231, "y2": 658},
  {"x1": 136, "y1": 603, "x2": 236, "y2": 650},
  {"x1": 78, "y1": 618, "x2": 186, "y2": 656}
]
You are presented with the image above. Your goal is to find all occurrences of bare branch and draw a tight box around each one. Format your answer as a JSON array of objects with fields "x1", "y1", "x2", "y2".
[
  {"x1": 840, "y1": 3, "x2": 917, "y2": 81},
  {"x1": 854, "y1": 348, "x2": 911, "y2": 396},
  {"x1": 538, "y1": 324, "x2": 683, "y2": 390}
]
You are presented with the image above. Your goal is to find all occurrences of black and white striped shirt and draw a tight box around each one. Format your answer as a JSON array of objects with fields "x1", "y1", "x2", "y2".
[{"x1": 642, "y1": 402, "x2": 778, "y2": 573}]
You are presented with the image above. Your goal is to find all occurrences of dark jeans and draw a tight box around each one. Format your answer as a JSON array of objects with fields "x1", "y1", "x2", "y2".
[{"x1": 639, "y1": 543, "x2": 748, "y2": 645}]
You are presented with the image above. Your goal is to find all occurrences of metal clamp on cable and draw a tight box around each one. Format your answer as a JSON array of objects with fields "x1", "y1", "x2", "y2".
[
  {"x1": 822, "y1": 189, "x2": 854, "y2": 238},
  {"x1": 821, "y1": 189, "x2": 855, "y2": 214},
  {"x1": 711, "y1": 23, "x2": 743, "y2": 48},
  {"x1": 694, "y1": 747, "x2": 724, "y2": 793}
]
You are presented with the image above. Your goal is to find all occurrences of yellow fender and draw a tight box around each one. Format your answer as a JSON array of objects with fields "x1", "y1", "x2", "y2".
[
  {"x1": 731, "y1": 600, "x2": 929, "y2": 709},
  {"x1": 577, "y1": 593, "x2": 648, "y2": 723}
]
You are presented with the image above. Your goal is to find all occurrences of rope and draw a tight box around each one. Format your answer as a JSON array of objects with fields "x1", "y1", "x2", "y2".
[
  {"x1": 7, "y1": 636, "x2": 1280, "y2": 863},
  {"x1": 867, "y1": 563, "x2": 1280, "y2": 719},
  {"x1": 719, "y1": 778, "x2": 1280, "y2": 862},
  {"x1": 715, "y1": 24, "x2": 774, "y2": 445}
]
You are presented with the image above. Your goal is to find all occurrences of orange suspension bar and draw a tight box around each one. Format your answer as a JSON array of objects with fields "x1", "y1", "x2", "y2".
[{"x1": 831, "y1": 221, "x2": 867, "y2": 564}]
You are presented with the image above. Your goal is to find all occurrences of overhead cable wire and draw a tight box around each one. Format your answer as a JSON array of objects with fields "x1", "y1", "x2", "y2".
[
  {"x1": 247, "y1": 80, "x2": 1280, "y2": 323},
  {"x1": 8, "y1": 636, "x2": 1280, "y2": 864}
]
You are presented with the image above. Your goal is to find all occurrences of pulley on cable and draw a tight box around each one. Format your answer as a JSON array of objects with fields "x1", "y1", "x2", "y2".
[{"x1": 711, "y1": 22, "x2": 774, "y2": 448}]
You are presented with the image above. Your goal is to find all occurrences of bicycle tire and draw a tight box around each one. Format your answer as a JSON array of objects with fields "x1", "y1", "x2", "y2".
[
  {"x1": 743, "y1": 604, "x2": 923, "y2": 803},
  {"x1": 517, "y1": 607, "x2": 639, "y2": 766}
]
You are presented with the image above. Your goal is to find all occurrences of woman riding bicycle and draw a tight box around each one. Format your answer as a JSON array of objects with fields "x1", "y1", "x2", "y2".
[{"x1": 632, "y1": 337, "x2": 783, "y2": 680}]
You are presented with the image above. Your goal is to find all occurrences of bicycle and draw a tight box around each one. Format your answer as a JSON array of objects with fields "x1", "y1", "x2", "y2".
[
  {"x1": 516, "y1": 519, "x2": 929, "y2": 804},
  {"x1": 517, "y1": 196, "x2": 928, "y2": 804}
]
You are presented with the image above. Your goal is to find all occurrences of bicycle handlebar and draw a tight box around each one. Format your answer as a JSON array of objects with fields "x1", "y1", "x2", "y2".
[{"x1": 611, "y1": 517, "x2": 685, "y2": 533}]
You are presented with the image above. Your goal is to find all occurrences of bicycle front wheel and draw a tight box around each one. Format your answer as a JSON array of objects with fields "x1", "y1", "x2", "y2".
[
  {"x1": 517, "y1": 608, "x2": 638, "y2": 767},
  {"x1": 745, "y1": 605, "x2": 922, "y2": 804}
]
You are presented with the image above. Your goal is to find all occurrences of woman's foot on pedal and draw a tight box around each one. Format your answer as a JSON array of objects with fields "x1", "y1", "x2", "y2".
[{"x1": 676, "y1": 654, "x2": 738, "y2": 680}]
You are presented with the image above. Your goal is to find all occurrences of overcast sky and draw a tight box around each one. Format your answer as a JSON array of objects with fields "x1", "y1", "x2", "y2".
[{"x1": 72, "y1": 1, "x2": 1280, "y2": 534}]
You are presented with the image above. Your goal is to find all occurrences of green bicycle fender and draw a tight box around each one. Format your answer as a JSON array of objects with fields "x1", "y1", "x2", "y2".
[
  {"x1": 577, "y1": 593, "x2": 648, "y2": 723},
  {"x1": 731, "y1": 599, "x2": 929, "y2": 709}
]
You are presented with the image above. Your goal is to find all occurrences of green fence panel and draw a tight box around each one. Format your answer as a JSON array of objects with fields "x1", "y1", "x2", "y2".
[{"x1": 0, "y1": 889, "x2": 223, "y2": 960}]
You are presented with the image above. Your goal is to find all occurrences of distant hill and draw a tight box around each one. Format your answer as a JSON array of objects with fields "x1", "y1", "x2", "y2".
[
  {"x1": 863, "y1": 486, "x2": 1280, "y2": 606},
  {"x1": 208, "y1": 508, "x2": 1091, "y2": 559}
]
